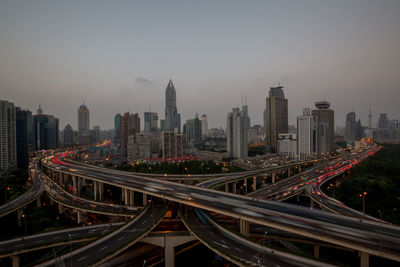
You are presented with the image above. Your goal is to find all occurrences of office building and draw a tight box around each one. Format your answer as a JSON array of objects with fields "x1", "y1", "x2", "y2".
[
  {"x1": 160, "y1": 131, "x2": 187, "y2": 159},
  {"x1": 120, "y1": 112, "x2": 140, "y2": 149},
  {"x1": 33, "y1": 105, "x2": 59, "y2": 150},
  {"x1": 297, "y1": 108, "x2": 316, "y2": 160},
  {"x1": 312, "y1": 101, "x2": 335, "y2": 154},
  {"x1": 242, "y1": 95, "x2": 251, "y2": 129},
  {"x1": 114, "y1": 114, "x2": 121, "y2": 144},
  {"x1": 345, "y1": 112, "x2": 356, "y2": 141},
  {"x1": 144, "y1": 112, "x2": 159, "y2": 133},
  {"x1": 0, "y1": 100, "x2": 16, "y2": 173},
  {"x1": 92, "y1": 125, "x2": 101, "y2": 143},
  {"x1": 63, "y1": 124, "x2": 74, "y2": 146},
  {"x1": 127, "y1": 133, "x2": 151, "y2": 161},
  {"x1": 277, "y1": 133, "x2": 297, "y2": 159},
  {"x1": 164, "y1": 80, "x2": 181, "y2": 133},
  {"x1": 16, "y1": 107, "x2": 34, "y2": 168},
  {"x1": 77, "y1": 102, "x2": 90, "y2": 145},
  {"x1": 201, "y1": 114, "x2": 208, "y2": 137},
  {"x1": 183, "y1": 114, "x2": 202, "y2": 148},
  {"x1": 265, "y1": 85, "x2": 288, "y2": 153},
  {"x1": 378, "y1": 113, "x2": 388, "y2": 129},
  {"x1": 227, "y1": 107, "x2": 249, "y2": 159}
]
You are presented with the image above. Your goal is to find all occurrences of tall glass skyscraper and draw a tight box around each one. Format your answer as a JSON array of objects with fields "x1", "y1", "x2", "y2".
[{"x1": 164, "y1": 80, "x2": 181, "y2": 133}]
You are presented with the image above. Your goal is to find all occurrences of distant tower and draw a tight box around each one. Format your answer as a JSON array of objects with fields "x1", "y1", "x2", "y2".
[
  {"x1": 164, "y1": 80, "x2": 181, "y2": 133},
  {"x1": 368, "y1": 108, "x2": 372, "y2": 129},
  {"x1": 265, "y1": 85, "x2": 288, "y2": 153},
  {"x1": 227, "y1": 107, "x2": 249, "y2": 159},
  {"x1": 312, "y1": 101, "x2": 335, "y2": 154},
  {"x1": 77, "y1": 101, "x2": 90, "y2": 145},
  {"x1": 201, "y1": 114, "x2": 208, "y2": 136},
  {"x1": 242, "y1": 94, "x2": 250, "y2": 128}
]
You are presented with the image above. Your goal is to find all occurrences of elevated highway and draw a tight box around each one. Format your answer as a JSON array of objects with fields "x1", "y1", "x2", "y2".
[{"x1": 41, "y1": 153, "x2": 400, "y2": 262}]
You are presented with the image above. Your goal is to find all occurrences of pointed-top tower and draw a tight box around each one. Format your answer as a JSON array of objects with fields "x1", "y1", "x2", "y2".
[
  {"x1": 37, "y1": 104, "x2": 43, "y2": 115},
  {"x1": 165, "y1": 79, "x2": 181, "y2": 133}
]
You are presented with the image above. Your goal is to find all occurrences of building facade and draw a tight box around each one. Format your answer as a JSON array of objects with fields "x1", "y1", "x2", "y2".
[
  {"x1": 277, "y1": 133, "x2": 297, "y2": 159},
  {"x1": 16, "y1": 107, "x2": 34, "y2": 168},
  {"x1": 183, "y1": 114, "x2": 202, "y2": 148},
  {"x1": 63, "y1": 124, "x2": 74, "y2": 146},
  {"x1": 77, "y1": 102, "x2": 90, "y2": 145},
  {"x1": 144, "y1": 112, "x2": 159, "y2": 133},
  {"x1": 265, "y1": 86, "x2": 288, "y2": 153},
  {"x1": 201, "y1": 114, "x2": 208, "y2": 137},
  {"x1": 297, "y1": 108, "x2": 316, "y2": 160},
  {"x1": 120, "y1": 112, "x2": 140, "y2": 149},
  {"x1": 227, "y1": 107, "x2": 249, "y2": 159},
  {"x1": 312, "y1": 101, "x2": 335, "y2": 154},
  {"x1": 33, "y1": 105, "x2": 59, "y2": 150},
  {"x1": 0, "y1": 100, "x2": 16, "y2": 173},
  {"x1": 160, "y1": 131, "x2": 187, "y2": 159},
  {"x1": 345, "y1": 112, "x2": 356, "y2": 141},
  {"x1": 114, "y1": 114, "x2": 121, "y2": 144}
]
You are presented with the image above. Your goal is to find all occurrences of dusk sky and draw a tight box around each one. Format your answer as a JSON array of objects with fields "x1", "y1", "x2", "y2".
[{"x1": 1, "y1": 0, "x2": 399, "y2": 131}]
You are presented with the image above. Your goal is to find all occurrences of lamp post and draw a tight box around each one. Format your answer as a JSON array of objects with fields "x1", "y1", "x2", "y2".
[
  {"x1": 21, "y1": 214, "x2": 27, "y2": 236},
  {"x1": 359, "y1": 192, "x2": 367, "y2": 216}
]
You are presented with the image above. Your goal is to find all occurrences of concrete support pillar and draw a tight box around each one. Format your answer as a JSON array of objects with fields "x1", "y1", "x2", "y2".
[
  {"x1": 72, "y1": 176, "x2": 77, "y2": 195},
  {"x1": 17, "y1": 210, "x2": 23, "y2": 227},
  {"x1": 94, "y1": 181, "x2": 98, "y2": 201},
  {"x1": 122, "y1": 187, "x2": 125, "y2": 202},
  {"x1": 165, "y1": 243, "x2": 175, "y2": 267},
  {"x1": 252, "y1": 176, "x2": 257, "y2": 191},
  {"x1": 129, "y1": 190, "x2": 135, "y2": 206},
  {"x1": 11, "y1": 255, "x2": 20, "y2": 267},
  {"x1": 99, "y1": 182, "x2": 104, "y2": 202},
  {"x1": 58, "y1": 204, "x2": 64, "y2": 214},
  {"x1": 287, "y1": 167, "x2": 291, "y2": 177},
  {"x1": 240, "y1": 219, "x2": 250, "y2": 237},
  {"x1": 225, "y1": 183, "x2": 229, "y2": 192},
  {"x1": 233, "y1": 183, "x2": 237, "y2": 194},
  {"x1": 272, "y1": 172, "x2": 276, "y2": 183},
  {"x1": 36, "y1": 196, "x2": 41, "y2": 207},
  {"x1": 77, "y1": 210, "x2": 82, "y2": 224},
  {"x1": 360, "y1": 251, "x2": 370, "y2": 267},
  {"x1": 77, "y1": 177, "x2": 82, "y2": 196},
  {"x1": 142, "y1": 193, "x2": 147, "y2": 206},
  {"x1": 124, "y1": 189, "x2": 129, "y2": 205},
  {"x1": 297, "y1": 194, "x2": 300, "y2": 202},
  {"x1": 314, "y1": 244, "x2": 320, "y2": 259},
  {"x1": 58, "y1": 172, "x2": 62, "y2": 184},
  {"x1": 311, "y1": 199, "x2": 314, "y2": 209},
  {"x1": 244, "y1": 179, "x2": 248, "y2": 194}
]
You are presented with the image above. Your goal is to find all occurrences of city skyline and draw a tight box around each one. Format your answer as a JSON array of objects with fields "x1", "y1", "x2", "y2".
[{"x1": 1, "y1": 1, "x2": 400, "y2": 130}]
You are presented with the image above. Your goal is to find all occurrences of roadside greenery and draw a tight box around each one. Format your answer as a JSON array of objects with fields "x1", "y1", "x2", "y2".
[{"x1": 335, "y1": 144, "x2": 400, "y2": 224}]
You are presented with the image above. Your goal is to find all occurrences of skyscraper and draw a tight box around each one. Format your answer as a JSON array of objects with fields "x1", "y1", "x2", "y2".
[
  {"x1": 378, "y1": 113, "x2": 388, "y2": 129},
  {"x1": 120, "y1": 112, "x2": 140, "y2": 149},
  {"x1": 114, "y1": 114, "x2": 121, "y2": 144},
  {"x1": 16, "y1": 107, "x2": 34, "y2": 168},
  {"x1": 144, "y1": 112, "x2": 159, "y2": 133},
  {"x1": 164, "y1": 80, "x2": 181, "y2": 133},
  {"x1": 368, "y1": 108, "x2": 373, "y2": 129},
  {"x1": 345, "y1": 112, "x2": 356, "y2": 141},
  {"x1": 0, "y1": 100, "x2": 16, "y2": 173},
  {"x1": 265, "y1": 85, "x2": 288, "y2": 153},
  {"x1": 77, "y1": 102, "x2": 90, "y2": 145},
  {"x1": 201, "y1": 114, "x2": 208, "y2": 137},
  {"x1": 183, "y1": 113, "x2": 202, "y2": 148},
  {"x1": 227, "y1": 107, "x2": 249, "y2": 159},
  {"x1": 63, "y1": 124, "x2": 74, "y2": 146},
  {"x1": 33, "y1": 105, "x2": 59, "y2": 150},
  {"x1": 242, "y1": 95, "x2": 251, "y2": 129},
  {"x1": 312, "y1": 101, "x2": 335, "y2": 154},
  {"x1": 297, "y1": 108, "x2": 316, "y2": 160}
]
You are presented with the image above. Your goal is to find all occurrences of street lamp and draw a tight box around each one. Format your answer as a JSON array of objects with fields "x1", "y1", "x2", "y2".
[
  {"x1": 5, "y1": 187, "x2": 11, "y2": 201},
  {"x1": 21, "y1": 214, "x2": 27, "y2": 236},
  {"x1": 359, "y1": 192, "x2": 367, "y2": 216}
]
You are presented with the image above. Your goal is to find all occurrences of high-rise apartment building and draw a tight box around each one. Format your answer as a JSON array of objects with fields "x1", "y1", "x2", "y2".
[
  {"x1": 0, "y1": 100, "x2": 16, "y2": 173},
  {"x1": 183, "y1": 114, "x2": 202, "y2": 148},
  {"x1": 114, "y1": 114, "x2": 121, "y2": 144},
  {"x1": 164, "y1": 80, "x2": 181, "y2": 133},
  {"x1": 77, "y1": 102, "x2": 90, "y2": 145},
  {"x1": 92, "y1": 125, "x2": 101, "y2": 143},
  {"x1": 201, "y1": 114, "x2": 208, "y2": 136},
  {"x1": 345, "y1": 112, "x2": 356, "y2": 141},
  {"x1": 242, "y1": 95, "x2": 251, "y2": 129},
  {"x1": 160, "y1": 131, "x2": 187, "y2": 159},
  {"x1": 312, "y1": 101, "x2": 335, "y2": 154},
  {"x1": 144, "y1": 112, "x2": 159, "y2": 133},
  {"x1": 127, "y1": 133, "x2": 151, "y2": 161},
  {"x1": 16, "y1": 107, "x2": 34, "y2": 168},
  {"x1": 33, "y1": 105, "x2": 59, "y2": 150},
  {"x1": 63, "y1": 124, "x2": 74, "y2": 146},
  {"x1": 297, "y1": 108, "x2": 316, "y2": 160},
  {"x1": 265, "y1": 86, "x2": 288, "y2": 153},
  {"x1": 227, "y1": 107, "x2": 249, "y2": 159},
  {"x1": 277, "y1": 133, "x2": 297, "y2": 159},
  {"x1": 120, "y1": 112, "x2": 140, "y2": 149},
  {"x1": 378, "y1": 113, "x2": 388, "y2": 129}
]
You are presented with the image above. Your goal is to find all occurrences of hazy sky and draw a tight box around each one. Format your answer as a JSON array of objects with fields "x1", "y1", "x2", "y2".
[{"x1": 1, "y1": 0, "x2": 399, "y2": 131}]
